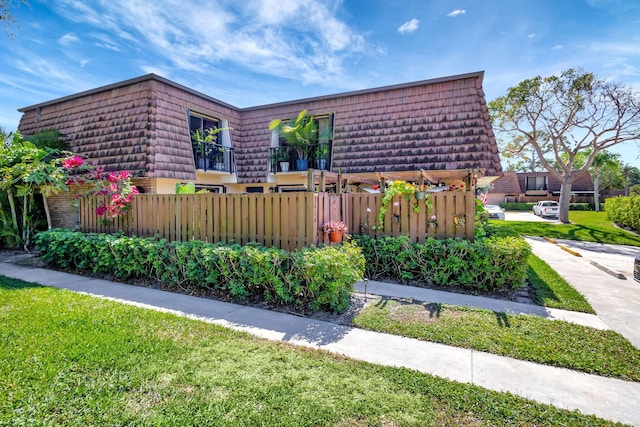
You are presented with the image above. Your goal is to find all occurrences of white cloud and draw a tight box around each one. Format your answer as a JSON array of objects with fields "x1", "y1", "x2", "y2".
[
  {"x1": 59, "y1": 33, "x2": 79, "y2": 46},
  {"x1": 528, "y1": 33, "x2": 536, "y2": 38},
  {"x1": 552, "y1": 45, "x2": 564, "y2": 50},
  {"x1": 591, "y1": 41, "x2": 640, "y2": 55},
  {"x1": 447, "y1": 9, "x2": 466, "y2": 17},
  {"x1": 90, "y1": 33, "x2": 123, "y2": 52},
  {"x1": 51, "y1": 0, "x2": 369, "y2": 85},
  {"x1": 398, "y1": 18, "x2": 420, "y2": 34},
  {"x1": 80, "y1": 59, "x2": 91, "y2": 67}
]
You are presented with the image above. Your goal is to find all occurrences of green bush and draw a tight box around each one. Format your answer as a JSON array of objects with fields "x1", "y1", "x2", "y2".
[
  {"x1": 568, "y1": 203, "x2": 591, "y2": 211},
  {"x1": 35, "y1": 230, "x2": 365, "y2": 313},
  {"x1": 499, "y1": 202, "x2": 536, "y2": 211},
  {"x1": 353, "y1": 235, "x2": 530, "y2": 293},
  {"x1": 606, "y1": 196, "x2": 640, "y2": 232}
]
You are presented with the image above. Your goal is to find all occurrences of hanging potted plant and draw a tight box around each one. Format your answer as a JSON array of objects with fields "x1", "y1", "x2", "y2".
[
  {"x1": 321, "y1": 220, "x2": 348, "y2": 242},
  {"x1": 414, "y1": 182, "x2": 426, "y2": 199},
  {"x1": 269, "y1": 109, "x2": 318, "y2": 171},
  {"x1": 372, "y1": 180, "x2": 417, "y2": 230}
]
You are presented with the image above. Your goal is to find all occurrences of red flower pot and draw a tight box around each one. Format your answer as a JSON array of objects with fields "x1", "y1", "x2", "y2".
[{"x1": 328, "y1": 230, "x2": 343, "y2": 243}]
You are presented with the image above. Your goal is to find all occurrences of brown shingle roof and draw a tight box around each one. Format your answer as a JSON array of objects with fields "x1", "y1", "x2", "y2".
[
  {"x1": 18, "y1": 72, "x2": 503, "y2": 184},
  {"x1": 490, "y1": 171, "x2": 520, "y2": 194}
]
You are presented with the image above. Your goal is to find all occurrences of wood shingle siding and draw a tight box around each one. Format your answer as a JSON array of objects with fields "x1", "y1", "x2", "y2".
[{"x1": 18, "y1": 71, "x2": 502, "y2": 186}]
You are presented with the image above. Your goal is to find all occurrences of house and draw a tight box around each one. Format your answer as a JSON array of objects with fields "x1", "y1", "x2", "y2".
[
  {"x1": 17, "y1": 71, "x2": 503, "y2": 227},
  {"x1": 487, "y1": 171, "x2": 594, "y2": 204}
]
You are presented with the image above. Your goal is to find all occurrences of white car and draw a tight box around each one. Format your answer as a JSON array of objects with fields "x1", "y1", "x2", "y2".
[
  {"x1": 533, "y1": 201, "x2": 559, "y2": 218},
  {"x1": 485, "y1": 205, "x2": 505, "y2": 220}
]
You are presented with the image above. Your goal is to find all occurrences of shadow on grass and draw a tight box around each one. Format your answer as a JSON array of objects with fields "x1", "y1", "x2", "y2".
[
  {"x1": 526, "y1": 265, "x2": 560, "y2": 305},
  {"x1": 0, "y1": 275, "x2": 42, "y2": 290},
  {"x1": 374, "y1": 297, "x2": 443, "y2": 319},
  {"x1": 494, "y1": 312, "x2": 510, "y2": 328}
]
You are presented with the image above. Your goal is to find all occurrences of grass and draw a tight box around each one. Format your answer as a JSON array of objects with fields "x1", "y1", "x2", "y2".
[
  {"x1": 353, "y1": 298, "x2": 640, "y2": 382},
  {"x1": 0, "y1": 275, "x2": 624, "y2": 427},
  {"x1": 495, "y1": 211, "x2": 640, "y2": 246},
  {"x1": 527, "y1": 253, "x2": 595, "y2": 313}
]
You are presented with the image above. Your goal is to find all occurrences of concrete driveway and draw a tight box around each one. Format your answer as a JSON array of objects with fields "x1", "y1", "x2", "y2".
[{"x1": 503, "y1": 211, "x2": 558, "y2": 222}]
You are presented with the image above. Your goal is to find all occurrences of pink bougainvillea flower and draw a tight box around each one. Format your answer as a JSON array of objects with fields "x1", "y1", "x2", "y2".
[
  {"x1": 95, "y1": 205, "x2": 107, "y2": 216},
  {"x1": 61, "y1": 155, "x2": 84, "y2": 169}
]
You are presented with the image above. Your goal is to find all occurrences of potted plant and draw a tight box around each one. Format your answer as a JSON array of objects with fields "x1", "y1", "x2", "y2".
[
  {"x1": 321, "y1": 220, "x2": 348, "y2": 243},
  {"x1": 213, "y1": 146, "x2": 225, "y2": 171},
  {"x1": 269, "y1": 109, "x2": 317, "y2": 171},
  {"x1": 274, "y1": 149, "x2": 290, "y2": 172},
  {"x1": 414, "y1": 182, "x2": 426, "y2": 199},
  {"x1": 192, "y1": 129, "x2": 211, "y2": 169},
  {"x1": 192, "y1": 127, "x2": 232, "y2": 170},
  {"x1": 315, "y1": 144, "x2": 329, "y2": 170}
]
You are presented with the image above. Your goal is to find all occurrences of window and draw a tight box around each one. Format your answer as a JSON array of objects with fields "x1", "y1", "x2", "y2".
[
  {"x1": 189, "y1": 111, "x2": 221, "y2": 136},
  {"x1": 270, "y1": 113, "x2": 333, "y2": 172},
  {"x1": 188, "y1": 110, "x2": 235, "y2": 172},
  {"x1": 526, "y1": 176, "x2": 547, "y2": 191}
]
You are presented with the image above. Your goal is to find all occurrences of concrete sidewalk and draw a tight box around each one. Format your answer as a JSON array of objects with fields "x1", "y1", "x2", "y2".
[
  {"x1": 2, "y1": 260, "x2": 639, "y2": 425},
  {"x1": 526, "y1": 236, "x2": 640, "y2": 349}
]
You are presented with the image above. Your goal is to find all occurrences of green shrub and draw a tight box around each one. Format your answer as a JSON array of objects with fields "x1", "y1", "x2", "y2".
[
  {"x1": 498, "y1": 202, "x2": 536, "y2": 211},
  {"x1": 606, "y1": 195, "x2": 640, "y2": 232},
  {"x1": 35, "y1": 230, "x2": 365, "y2": 313},
  {"x1": 353, "y1": 235, "x2": 530, "y2": 293},
  {"x1": 568, "y1": 203, "x2": 591, "y2": 211}
]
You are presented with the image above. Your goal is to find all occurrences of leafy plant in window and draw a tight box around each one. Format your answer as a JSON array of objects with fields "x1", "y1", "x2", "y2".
[
  {"x1": 269, "y1": 109, "x2": 318, "y2": 168},
  {"x1": 192, "y1": 127, "x2": 231, "y2": 167}
]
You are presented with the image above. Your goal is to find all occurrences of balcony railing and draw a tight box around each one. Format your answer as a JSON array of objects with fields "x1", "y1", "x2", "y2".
[
  {"x1": 269, "y1": 143, "x2": 331, "y2": 173},
  {"x1": 193, "y1": 143, "x2": 235, "y2": 173}
]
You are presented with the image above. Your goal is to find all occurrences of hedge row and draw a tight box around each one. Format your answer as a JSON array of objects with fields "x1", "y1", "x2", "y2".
[
  {"x1": 354, "y1": 235, "x2": 531, "y2": 293},
  {"x1": 606, "y1": 196, "x2": 640, "y2": 232},
  {"x1": 34, "y1": 230, "x2": 365, "y2": 313},
  {"x1": 499, "y1": 202, "x2": 537, "y2": 211}
]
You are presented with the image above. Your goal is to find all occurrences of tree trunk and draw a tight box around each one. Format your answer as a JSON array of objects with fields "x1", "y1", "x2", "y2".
[
  {"x1": 593, "y1": 175, "x2": 600, "y2": 212},
  {"x1": 558, "y1": 181, "x2": 573, "y2": 223},
  {"x1": 42, "y1": 194, "x2": 52, "y2": 230},
  {"x1": 22, "y1": 194, "x2": 30, "y2": 252},
  {"x1": 6, "y1": 188, "x2": 18, "y2": 233},
  {"x1": 6, "y1": 188, "x2": 21, "y2": 246}
]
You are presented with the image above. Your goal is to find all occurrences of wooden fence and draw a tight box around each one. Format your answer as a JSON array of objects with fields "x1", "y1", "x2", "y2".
[{"x1": 79, "y1": 191, "x2": 476, "y2": 250}]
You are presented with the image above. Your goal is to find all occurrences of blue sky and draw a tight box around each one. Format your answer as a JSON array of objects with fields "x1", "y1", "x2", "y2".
[{"x1": 1, "y1": 0, "x2": 639, "y2": 168}]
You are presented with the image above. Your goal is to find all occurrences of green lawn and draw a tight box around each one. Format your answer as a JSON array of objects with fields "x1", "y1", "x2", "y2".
[
  {"x1": 495, "y1": 211, "x2": 640, "y2": 246},
  {"x1": 527, "y1": 254, "x2": 595, "y2": 313},
  {"x1": 0, "y1": 276, "x2": 620, "y2": 426},
  {"x1": 353, "y1": 298, "x2": 640, "y2": 382}
]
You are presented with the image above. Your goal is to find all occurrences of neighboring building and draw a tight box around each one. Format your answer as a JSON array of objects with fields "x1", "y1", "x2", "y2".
[
  {"x1": 488, "y1": 171, "x2": 594, "y2": 204},
  {"x1": 18, "y1": 71, "x2": 502, "y2": 197},
  {"x1": 486, "y1": 171, "x2": 520, "y2": 204}
]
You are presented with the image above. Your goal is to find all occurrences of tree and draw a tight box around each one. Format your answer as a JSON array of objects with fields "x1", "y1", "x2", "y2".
[
  {"x1": 1, "y1": 0, "x2": 28, "y2": 37},
  {"x1": 573, "y1": 150, "x2": 620, "y2": 211},
  {"x1": 622, "y1": 165, "x2": 640, "y2": 196},
  {"x1": 0, "y1": 133, "x2": 69, "y2": 250},
  {"x1": 489, "y1": 68, "x2": 640, "y2": 223}
]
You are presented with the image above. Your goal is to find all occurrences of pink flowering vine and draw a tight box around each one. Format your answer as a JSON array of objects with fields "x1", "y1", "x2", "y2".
[{"x1": 60, "y1": 154, "x2": 139, "y2": 218}]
